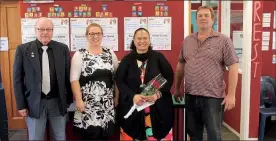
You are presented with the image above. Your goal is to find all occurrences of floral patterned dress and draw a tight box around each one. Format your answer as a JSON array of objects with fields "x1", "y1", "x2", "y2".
[{"x1": 73, "y1": 47, "x2": 115, "y2": 137}]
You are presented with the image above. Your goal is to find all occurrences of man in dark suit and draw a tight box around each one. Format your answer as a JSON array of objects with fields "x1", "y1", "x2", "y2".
[{"x1": 13, "y1": 17, "x2": 72, "y2": 140}]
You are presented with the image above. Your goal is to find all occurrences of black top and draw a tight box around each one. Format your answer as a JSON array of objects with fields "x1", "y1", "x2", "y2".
[
  {"x1": 116, "y1": 50, "x2": 174, "y2": 140},
  {"x1": 36, "y1": 39, "x2": 59, "y2": 99}
]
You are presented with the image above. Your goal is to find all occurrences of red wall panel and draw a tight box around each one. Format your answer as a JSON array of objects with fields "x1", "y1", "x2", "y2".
[
  {"x1": 20, "y1": 1, "x2": 184, "y2": 140},
  {"x1": 249, "y1": 1, "x2": 263, "y2": 138},
  {"x1": 223, "y1": 73, "x2": 242, "y2": 133},
  {"x1": 224, "y1": 4, "x2": 243, "y2": 134},
  {"x1": 20, "y1": 1, "x2": 184, "y2": 71}
]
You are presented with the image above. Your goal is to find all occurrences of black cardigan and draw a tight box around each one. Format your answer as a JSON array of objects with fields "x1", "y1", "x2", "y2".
[{"x1": 116, "y1": 50, "x2": 174, "y2": 140}]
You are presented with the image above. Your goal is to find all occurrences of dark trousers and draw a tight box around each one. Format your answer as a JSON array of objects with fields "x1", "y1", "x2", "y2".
[
  {"x1": 185, "y1": 94, "x2": 224, "y2": 141},
  {"x1": 82, "y1": 134, "x2": 108, "y2": 140},
  {"x1": 0, "y1": 88, "x2": 8, "y2": 141},
  {"x1": 78, "y1": 126, "x2": 109, "y2": 141}
]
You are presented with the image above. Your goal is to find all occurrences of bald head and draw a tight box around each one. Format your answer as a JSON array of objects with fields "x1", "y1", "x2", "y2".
[
  {"x1": 35, "y1": 17, "x2": 53, "y2": 28},
  {"x1": 35, "y1": 17, "x2": 54, "y2": 45}
]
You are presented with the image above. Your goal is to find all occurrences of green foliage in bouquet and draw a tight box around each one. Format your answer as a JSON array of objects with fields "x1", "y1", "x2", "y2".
[{"x1": 140, "y1": 74, "x2": 167, "y2": 96}]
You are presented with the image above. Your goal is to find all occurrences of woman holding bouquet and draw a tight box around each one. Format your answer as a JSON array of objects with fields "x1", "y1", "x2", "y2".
[{"x1": 116, "y1": 28, "x2": 174, "y2": 140}]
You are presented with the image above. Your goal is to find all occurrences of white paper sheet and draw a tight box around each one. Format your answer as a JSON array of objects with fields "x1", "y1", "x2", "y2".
[
  {"x1": 102, "y1": 34, "x2": 118, "y2": 51},
  {"x1": 22, "y1": 35, "x2": 36, "y2": 44},
  {"x1": 148, "y1": 17, "x2": 172, "y2": 50},
  {"x1": 51, "y1": 18, "x2": 70, "y2": 35},
  {"x1": 21, "y1": 18, "x2": 37, "y2": 35},
  {"x1": 70, "y1": 18, "x2": 88, "y2": 35},
  {"x1": 150, "y1": 33, "x2": 171, "y2": 50},
  {"x1": 89, "y1": 18, "x2": 118, "y2": 34},
  {"x1": 232, "y1": 31, "x2": 243, "y2": 71},
  {"x1": 0, "y1": 37, "x2": 9, "y2": 51},
  {"x1": 70, "y1": 18, "x2": 118, "y2": 51},
  {"x1": 136, "y1": 102, "x2": 154, "y2": 111},
  {"x1": 233, "y1": 31, "x2": 243, "y2": 49},
  {"x1": 124, "y1": 17, "x2": 148, "y2": 51},
  {"x1": 148, "y1": 17, "x2": 171, "y2": 33},
  {"x1": 124, "y1": 33, "x2": 134, "y2": 51},
  {"x1": 273, "y1": 32, "x2": 276, "y2": 50},
  {"x1": 262, "y1": 13, "x2": 271, "y2": 27},
  {"x1": 274, "y1": 11, "x2": 276, "y2": 28},
  {"x1": 262, "y1": 32, "x2": 270, "y2": 51},
  {"x1": 272, "y1": 55, "x2": 276, "y2": 64},
  {"x1": 21, "y1": 18, "x2": 70, "y2": 49},
  {"x1": 70, "y1": 34, "x2": 88, "y2": 51},
  {"x1": 52, "y1": 34, "x2": 70, "y2": 47},
  {"x1": 124, "y1": 17, "x2": 148, "y2": 34}
]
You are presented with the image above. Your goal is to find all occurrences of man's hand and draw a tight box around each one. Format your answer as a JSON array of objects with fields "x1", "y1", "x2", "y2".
[
  {"x1": 221, "y1": 94, "x2": 235, "y2": 111},
  {"x1": 19, "y1": 109, "x2": 28, "y2": 117},
  {"x1": 174, "y1": 90, "x2": 183, "y2": 103}
]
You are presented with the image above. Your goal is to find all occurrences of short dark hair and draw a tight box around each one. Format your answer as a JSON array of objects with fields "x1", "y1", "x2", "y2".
[{"x1": 130, "y1": 28, "x2": 152, "y2": 52}]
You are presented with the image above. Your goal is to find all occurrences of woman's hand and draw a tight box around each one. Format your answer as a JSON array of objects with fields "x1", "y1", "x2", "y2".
[
  {"x1": 133, "y1": 94, "x2": 146, "y2": 106},
  {"x1": 145, "y1": 91, "x2": 161, "y2": 103},
  {"x1": 76, "y1": 99, "x2": 85, "y2": 112}
]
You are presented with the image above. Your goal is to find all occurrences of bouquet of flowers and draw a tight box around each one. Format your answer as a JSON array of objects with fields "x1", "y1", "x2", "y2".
[{"x1": 124, "y1": 74, "x2": 167, "y2": 119}]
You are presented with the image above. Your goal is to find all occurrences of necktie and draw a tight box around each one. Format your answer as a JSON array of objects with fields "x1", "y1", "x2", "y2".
[{"x1": 42, "y1": 46, "x2": 50, "y2": 95}]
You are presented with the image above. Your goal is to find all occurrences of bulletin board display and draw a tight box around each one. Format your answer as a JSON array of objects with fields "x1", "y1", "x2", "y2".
[
  {"x1": 261, "y1": 1, "x2": 276, "y2": 78},
  {"x1": 19, "y1": 1, "x2": 184, "y2": 70}
]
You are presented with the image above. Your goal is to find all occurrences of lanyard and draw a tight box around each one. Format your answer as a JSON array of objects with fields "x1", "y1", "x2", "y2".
[{"x1": 140, "y1": 60, "x2": 147, "y2": 85}]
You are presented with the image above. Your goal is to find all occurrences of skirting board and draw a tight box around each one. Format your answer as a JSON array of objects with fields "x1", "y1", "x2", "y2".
[
  {"x1": 247, "y1": 138, "x2": 259, "y2": 140},
  {"x1": 222, "y1": 122, "x2": 240, "y2": 139},
  {"x1": 222, "y1": 122, "x2": 258, "y2": 140}
]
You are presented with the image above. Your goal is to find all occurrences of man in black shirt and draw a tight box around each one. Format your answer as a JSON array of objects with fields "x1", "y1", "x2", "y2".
[{"x1": 13, "y1": 17, "x2": 72, "y2": 140}]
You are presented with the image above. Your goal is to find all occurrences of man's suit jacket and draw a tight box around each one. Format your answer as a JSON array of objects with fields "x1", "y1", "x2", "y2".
[{"x1": 13, "y1": 40, "x2": 73, "y2": 118}]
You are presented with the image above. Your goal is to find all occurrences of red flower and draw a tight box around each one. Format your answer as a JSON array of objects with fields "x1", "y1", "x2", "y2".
[{"x1": 152, "y1": 80, "x2": 160, "y2": 88}]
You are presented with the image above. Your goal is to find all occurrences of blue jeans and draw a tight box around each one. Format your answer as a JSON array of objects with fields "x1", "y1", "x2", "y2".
[
  {"x1": 185, "y1": 94, "x2": 224, "y2": 141},
  {"x1": 26, "y1": 98, "x2": 66, "y2": 140}
]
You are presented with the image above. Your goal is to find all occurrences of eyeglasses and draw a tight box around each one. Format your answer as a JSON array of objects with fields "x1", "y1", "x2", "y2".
[
  {"x1": 36, "y1": 28, "x2": 53, "y2": 32},
  {"x1": 135, "y1": 37, "x2": 149, "y2": 42},
  {"x1": 87, "y1": 32, "x2": 103, "y2": 37}
]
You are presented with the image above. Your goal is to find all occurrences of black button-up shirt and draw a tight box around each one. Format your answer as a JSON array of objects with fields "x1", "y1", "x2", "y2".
[{"x1": 36, "y1": 39, "x2": 59, "y2": 99}]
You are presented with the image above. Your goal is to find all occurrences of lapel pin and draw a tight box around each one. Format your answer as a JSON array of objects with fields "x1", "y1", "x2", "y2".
[{"x1": 31, "y1": 52, "x2": 34, "y2": 57}]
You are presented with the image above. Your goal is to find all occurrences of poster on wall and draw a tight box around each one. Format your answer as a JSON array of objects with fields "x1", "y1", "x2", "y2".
[
  {"x1": 21, "y1": 18, "x2": 70, "y2": 48},
  {"x1": 262, "y1": 32, "x2": 270, "y2": 51},
  {"x1": 232, "y1": 31, "x2": 243, "y2": 70},
  {"x1": 262, "y1": 13, "x2": 271, "y2": 27},
  {"x1": 22, "y1": 35, "x2": 36, "y2": 43},
  {"x1": 148, "y1": 17, "x2": 171, "y2": 50},
  {"x1": 124, "y1": 17, "x2": 148, "y2": 51},
  {"x1": 272, "y1": 55, "x2": 276, "y2": 64},
  {"x1": 23, "y1": 0, "x2": 54, "y2": 3},
  {"x1": 274, "y1": 11, "x2": 276, "y2": 28},
  {"x1": 0, "y1": 37, "x2": 9, "y2": 51},
  {"x1": 191, "y1": 0, "x2": 201, "y2": 3},
  {"x1": 70, "y1": 18, "x2": 118, "y2": 51},
  {"x1": 21, "y1": 18, "x2": 37, "y2": 35}
]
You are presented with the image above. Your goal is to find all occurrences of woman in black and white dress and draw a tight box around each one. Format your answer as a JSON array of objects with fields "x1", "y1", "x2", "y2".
[{"x1": 70, "y1": 23, "x2": 119, "y2": 140}]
